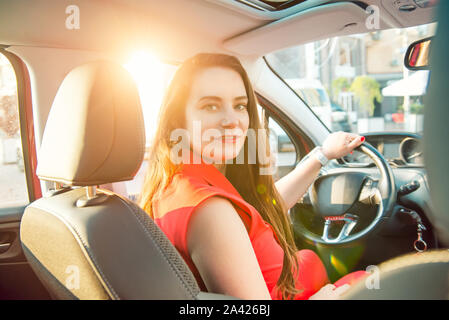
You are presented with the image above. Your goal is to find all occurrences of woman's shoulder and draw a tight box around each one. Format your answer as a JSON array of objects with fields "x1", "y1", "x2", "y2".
[
  {"x1": 152, "y1": 167, "x2": 270, "y2": 240},
  {"x1": 152, "y1": 171, "x2": 258, "y2": 227},
  {"x1": 152, "y1": 172, "x2": 223, "y2": 219}
]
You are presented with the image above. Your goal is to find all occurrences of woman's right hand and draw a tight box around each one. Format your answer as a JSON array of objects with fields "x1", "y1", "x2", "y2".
[{"x1": 308, "y1": 283, "x2": 351, "y2": 300}]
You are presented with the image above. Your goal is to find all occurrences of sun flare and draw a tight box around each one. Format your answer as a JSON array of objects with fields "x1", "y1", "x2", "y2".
[{"x1": 124, "y1": 51, "x2": 172, "y2": 144}]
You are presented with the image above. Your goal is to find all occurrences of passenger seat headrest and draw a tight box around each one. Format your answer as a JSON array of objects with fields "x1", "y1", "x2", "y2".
[{"x1": 37, "y1": 60, "x2": 145, "y2": 186}]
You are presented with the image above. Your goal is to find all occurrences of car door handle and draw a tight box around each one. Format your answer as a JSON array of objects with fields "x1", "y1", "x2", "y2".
[{"x1": 0, "y1": 242, "x2": 11, "y2": 254}]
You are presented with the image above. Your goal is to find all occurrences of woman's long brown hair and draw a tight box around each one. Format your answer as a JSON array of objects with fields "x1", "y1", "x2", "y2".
[{"x1": 139, "y1": 53, "x2": 301, "y2": 299}]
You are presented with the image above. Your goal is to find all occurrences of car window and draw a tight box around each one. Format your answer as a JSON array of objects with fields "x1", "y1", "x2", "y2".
[
  {"x1": 254, "y1": 106, "x2": 297, "y2": 183},
  {"x1": 266, "y1": 22, "x2": 437, "y2": 135},
  {"x1": 103, "y1": 53, "x2": 178, "y2": 201},
  {"x1": 0, "y1": 53, "x2": 29, "y2": 208},
  {"x1": 268, "y1": 116, "x2": 297, "y2": 181},
  {"x1": 256, "y1": 104, "x2": 299, "y2": 181},
  {"x1": 297, "y1": 88, "x2": 326, "y2": 108}
]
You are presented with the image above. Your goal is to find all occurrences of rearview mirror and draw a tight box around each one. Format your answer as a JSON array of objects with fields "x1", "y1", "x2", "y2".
[{"x1": 404, "y1": 37, "x2": 433, "y2": 70}]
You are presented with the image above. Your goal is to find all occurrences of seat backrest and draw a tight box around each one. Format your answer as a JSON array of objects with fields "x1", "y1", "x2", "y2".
[
  {"x1": 20, "y1": 61, "x2": 232, "y2": 300},
  {"x1": 22, "y1": 188, "x2": 201, "y2": 299},
  {"x1": 422, "y1": 0, "x2": 449, "y2": 246},
  {"x1": 343, "y1": 250, "x2": 449, "y2": 299}
]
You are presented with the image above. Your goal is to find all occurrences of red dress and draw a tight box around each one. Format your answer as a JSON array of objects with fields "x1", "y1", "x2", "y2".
[{"x1": 150, "y1": 153, "x2": 367, "y2": 299}]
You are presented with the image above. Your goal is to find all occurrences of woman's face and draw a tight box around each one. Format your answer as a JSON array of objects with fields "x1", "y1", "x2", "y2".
[{"x1": 184, "y1": 67, "x2": 250, "y2": 163}]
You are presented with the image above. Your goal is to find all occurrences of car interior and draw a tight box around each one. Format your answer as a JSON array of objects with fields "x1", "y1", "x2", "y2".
[{"x1": 0, "y1": 0, "x2": 448, "y2": 300}]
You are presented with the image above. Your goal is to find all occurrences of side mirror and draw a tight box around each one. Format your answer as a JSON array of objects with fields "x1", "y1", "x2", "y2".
[{"x1": 404, "y1": 37, "x2": 433, "y2": 70}]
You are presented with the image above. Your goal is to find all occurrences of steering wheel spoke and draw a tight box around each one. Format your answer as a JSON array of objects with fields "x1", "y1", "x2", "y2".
[
  {"x1": 358, "y1": 177, "x2": 381, "y2": 205},
  {"x1": 322, "y1": 213, "x2": 359, "y2": 243}
]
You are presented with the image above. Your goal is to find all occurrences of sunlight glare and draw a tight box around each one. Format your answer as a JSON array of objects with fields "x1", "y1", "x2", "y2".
[
  {"x1": 330, "y1": 254, "x2": 348, "y2": 276},
  {"x1": 123, "y1": 51, "x2": 167, "y2": 144}
]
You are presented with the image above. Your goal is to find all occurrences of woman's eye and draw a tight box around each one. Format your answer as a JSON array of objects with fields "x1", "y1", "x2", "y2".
[
  {"x1": 203, "y1": 104, "x2": 218, "y2": 111},
  {"x1": 235, "y1": 104, "x2": 247, "y2": 111}
]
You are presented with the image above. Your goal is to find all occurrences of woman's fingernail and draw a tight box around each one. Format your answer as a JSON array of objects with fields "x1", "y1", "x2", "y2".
[{"x1": 361, "y1": 136, "x2": 365, "y2": 142}]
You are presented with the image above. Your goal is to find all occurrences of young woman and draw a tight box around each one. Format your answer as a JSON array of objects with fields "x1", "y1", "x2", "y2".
[{"x1": 139, "y1": 53, "x2": 367, "y2": 300}]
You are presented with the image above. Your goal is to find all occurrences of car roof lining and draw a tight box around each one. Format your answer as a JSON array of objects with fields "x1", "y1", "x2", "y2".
[{"x1": 0, "y1": 0, "x2": 437, "y2": 62}]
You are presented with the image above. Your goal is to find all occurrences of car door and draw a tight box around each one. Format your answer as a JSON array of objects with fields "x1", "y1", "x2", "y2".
[{"x1": 0, "y1": 49, "x2": 50, "y2": 299}]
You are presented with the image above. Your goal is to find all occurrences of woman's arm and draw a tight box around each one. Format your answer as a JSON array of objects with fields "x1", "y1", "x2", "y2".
[
  {"x1": 275, "y1": 132, "x2": 364, "y2": 210},
  {"x1": 274, "y1": 151, "x2": 322, "y2": 210},
  {"x1": 187, "y1": 196, "x2": 272, "y2": 300}
]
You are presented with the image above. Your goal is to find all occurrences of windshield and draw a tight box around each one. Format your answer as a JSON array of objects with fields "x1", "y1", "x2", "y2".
[{"x1": 266, "y1": 22, "x2": 437, "y2": 135}]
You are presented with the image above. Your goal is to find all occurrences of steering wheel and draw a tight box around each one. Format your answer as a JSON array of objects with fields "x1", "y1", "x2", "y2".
[{"x1": 294, "y1": 143, "x2": 396, "y2": 245}]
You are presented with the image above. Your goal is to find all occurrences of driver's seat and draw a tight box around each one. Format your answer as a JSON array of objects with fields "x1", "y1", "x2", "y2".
[
  {"x1": 343, "y1": 2, "x2": 449, "y2": 300},
  {"x1": 19, "y1": 60, "x2": 234, "y2": 300}
]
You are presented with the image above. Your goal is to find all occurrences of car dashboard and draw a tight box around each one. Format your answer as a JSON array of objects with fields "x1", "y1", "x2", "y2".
[{"x1": 340, "y1": 133, "x2": 424, "y2": 168}]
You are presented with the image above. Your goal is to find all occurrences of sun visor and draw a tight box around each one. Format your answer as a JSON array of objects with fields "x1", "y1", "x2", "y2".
[{"x1": 223, "y1": 2, "x2": 389, "y2": 56}]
